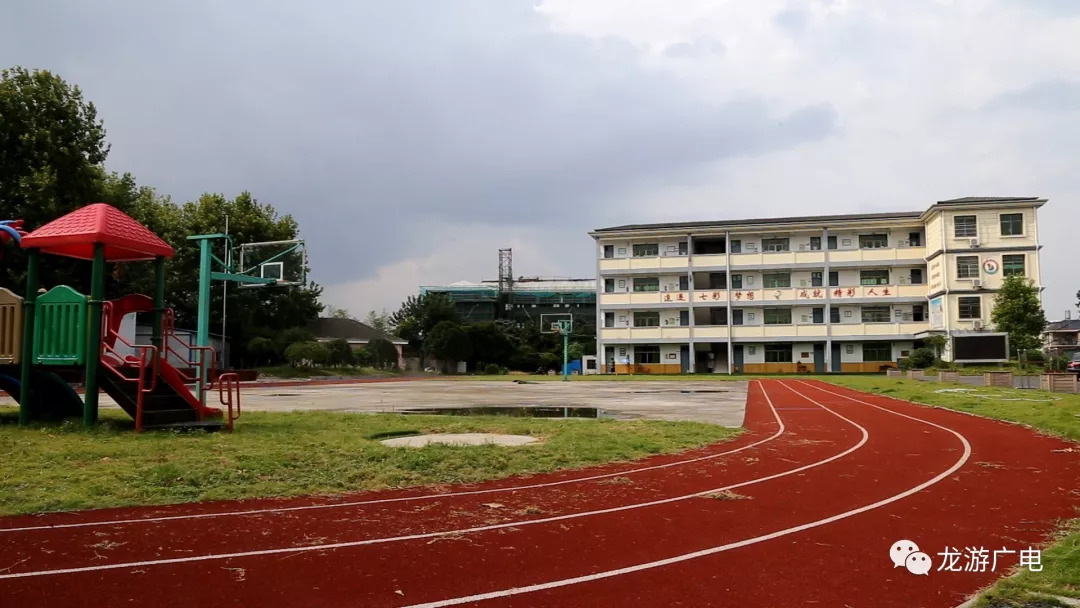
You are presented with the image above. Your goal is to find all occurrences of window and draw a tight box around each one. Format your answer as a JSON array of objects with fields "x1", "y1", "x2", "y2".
[
  {"x1": 912, "y1": 304, "x2": 925, "y2": 322},
  {"x1": 910, "y1": 269, "x2": 924, "y2": 285},
  {"x1": 828, "y1": 235, "x2": 838, "y2": 250},
  {"x1": 1000, "y1": 213, "x2": 1024, "y2": 236},
  {"x1": 958, "y1": 297, "x2": 981, "y2": 320},
  {"x1": 765, "y1": 344, "x2": 793, "y2": 363},
  {"x1": 709, "y1": 273, "x2": 727, "y2": 289},
  {"x1": 730, "y1": 240, "x2": 742, "y2": 254},
  {"x1": 829, "y1": 271, "x2": 839, "y2": 287},
  {"x1": 908, "y1": 232, "x2": 922, "y2": 247},
  {"x1": 764, "y1": 308, "x2": 792, "y2": 325},
  {"x1": 634, "y1": 311, "x2": 660, "y2": 327},
  {"x1": 956, "y1": 256, "x2": 979, "y2": 279},
  {"x1": 678, "y1": 241, "x2": 688, "y2": 255},
  {"x1": 761, "y1": 237, "x2": 790, "y2": 252},
  {"x1": 1003, "y1": 254, "x2": 1026, "y2": 276},
  {"x1": 860, "y1": 269, "x2": 890, "y2": 286},
  {"x1": 604, "y1": 311, "x2": 615, "y2": 328},
  {"x1": 710, "y1": 308, "x2": 728, "y2": 326},
  {"x1": 810, "y1": 237, "x2": 821, "y2": 251},
  {"x1": 679, "y1": 275, "x2": 690, "y2": 291},
  {"x1": 633, "y1": 243, "x2": 658, "y2": 257},
  {"x1": 633, "y1": 278, "x2": 659, "y2": 292},
  {"x1": 812, "y1": 308, "x2": 824, "y2": 324},
  {"x1": 954, "y1": 215, "x2": 977, "y2": 238},
  {"x1": 859, "y1": 234, "x2": 889, "y2": 249},
  {"x1": 636, "y1": 345, "x2": 661, "y2": 364},
  {"x1": 603, "y1": 245, "x2": 614, "y2": 258},
  {"x1": 830, "y1": 307, "x2": 841, "y2": 323},
  {"x1": 811, "y1": 272, "x2": 823, "y2": 287},
  {"x1": 604, "y1": 278, "x2": 615, "y2": 293},
  {"x1": 731, "y1": 274, "x2": 743, "y2": 289},
  {"x1": 861, "y1": 306, "x2": 891, "y2": 323},
  {"x1": 732, "y1": 309, "x2": 744, "y2": 325},
  {"x1": 862, "y1": 343, "x2": 892, "y2": 362},
  {"x1": 763, "y1": 273, "x2": 791, "y2": 288},
  {"x1": 679, "y1": 310, "x2": 690, "y2": 326}
]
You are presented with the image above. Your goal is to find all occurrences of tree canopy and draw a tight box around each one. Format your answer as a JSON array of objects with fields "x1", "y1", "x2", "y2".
[
  {"x1": 991, "y1": 275, "x2": 1046, "y2": 356},
  {"x1": 0, "y1": 66, "x2": 323, "y2": 368}
]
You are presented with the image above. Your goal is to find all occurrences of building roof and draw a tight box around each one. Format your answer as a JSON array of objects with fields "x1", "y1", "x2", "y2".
[
  {"x1": 422, "y1": 278, "x2": 596, "y2": 293},
  {"x1": 1046, "y1": 319, "x2": 1080, "y2": 332},
  {"x1": 592, "y1": 211, "x2": 923, "y2": 234},
  {"x1": 591, "y1": 197, "x2": 1046, "y2": 235},
  {"x1": 306, "y1": 317, "x2": 406, "y2": 344},
  {"x1": 21, "y1": 203, "x2": 175, "y2": 261}
]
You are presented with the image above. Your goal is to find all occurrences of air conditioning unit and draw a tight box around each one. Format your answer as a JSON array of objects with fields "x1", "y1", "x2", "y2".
[
  {"x1": 969, "y1": 237, "x2": 981, "y2": 248},
  {"x1": 972, "y1": 279, "x2": 983, "y2": 289},
  {"x1": 973, "y1": 320, "x2": 985, "y2": 330}
]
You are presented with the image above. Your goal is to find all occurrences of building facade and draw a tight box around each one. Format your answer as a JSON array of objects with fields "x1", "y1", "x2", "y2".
[
  {"x1": 591, "y1": 197, "x2": 1046, "y2": 374},
  {"x1": 421, "y1": 278, "x2": 596, "y2": 335}
]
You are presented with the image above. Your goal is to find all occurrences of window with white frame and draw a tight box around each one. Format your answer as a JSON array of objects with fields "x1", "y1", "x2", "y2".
[
  {"x1": 761, "y1": 237, "x2": 790, "y2": 252},
  {"x1": 954, "y1": 215, "x2": 977, "y2": 238},
  {"x1": 861, "y1": 306, "x2": 891, "y2": 323},
  {"x1": 956, "y1": 256, "x2": 979, "y2": 279},
  {"x1": 632, "y1": 243, "x2": 658, "y2": 257}
]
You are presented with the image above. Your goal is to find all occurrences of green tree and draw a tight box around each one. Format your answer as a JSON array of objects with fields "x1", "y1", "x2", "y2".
[
  {"x1": 246, "y1": 337, "x2": 276, "y2": 367},
  {"x1": 326, "y1": 306, "x2": 354, "y2": 320},
  {"x1": 325, "y1": 338, "x2": 356, "y2": 367},
  {"x1": 991, "y1": 275, "x2": 1047, "y2": 356},
  {"x1": 285, "y1": 341, "x2": 330, "y2": 368},
  {"x1": 0, "y1": 67, "x2": 110, "y2": 290},
  {"x1": 567, "y1": 342, "x2": 585, "y2": 361},
  {"x1": 364, "y1": 309, "x2": 392, "y2": 334},
  {"x1": 352, "y1": 346, "x2": 373, "y2": 367},
  {"x1": 922, "y1": 334, "x2": 949, "y2": 359},
  {"x1": 424, "y1": 321, "x2": 472, "y2": 369},
  {"x1": 389, "y1": 294, "x2": 459, "y2": 358},
  {"x1": 365, "y1": 338, "x2": 399, "y2": 370}
]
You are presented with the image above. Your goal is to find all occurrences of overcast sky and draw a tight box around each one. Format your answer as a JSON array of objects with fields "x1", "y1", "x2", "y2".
[{"x1": 2, "y1": 0, "x2": 1077, "y2": 318}]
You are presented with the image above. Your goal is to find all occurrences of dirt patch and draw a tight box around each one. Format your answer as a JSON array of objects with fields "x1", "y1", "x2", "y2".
[{"x1": 700, "y1": 490, "x2": 752, "y2": 501}]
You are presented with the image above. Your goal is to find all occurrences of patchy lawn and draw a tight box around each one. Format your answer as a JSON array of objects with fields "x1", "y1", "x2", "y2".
[{"x1": 0, "y1": 407, "x2": 738, "y2": 517}]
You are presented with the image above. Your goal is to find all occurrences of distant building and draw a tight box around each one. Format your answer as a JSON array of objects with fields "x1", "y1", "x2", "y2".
[
  {"x1": 591, "y1": 196, "x2": 1046, "y2": 374},
  {"x1": 421, "y1": 277, "x2": 596, "y2": 335},
  {"x1": 1044, "y1": 319, "x2": 1080, "y2": 358},
  {"x1": 306, "y1": 317, "x2": 408, "y2": 368}
]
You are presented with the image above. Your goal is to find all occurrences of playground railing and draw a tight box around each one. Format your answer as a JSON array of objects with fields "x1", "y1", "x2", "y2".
[
  {"x1": 218, "y1": 372, "x2": 241, "y2": 432},
  {"x1": 162, "y1": 309, "x2": 216, "y2": 404},
  {"x1": 101, "y1": 302, "x2": 159, "y2": 431}
]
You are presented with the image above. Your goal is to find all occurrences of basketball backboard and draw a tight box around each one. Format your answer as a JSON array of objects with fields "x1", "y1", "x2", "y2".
[
  {"x1": 237, "y1": 240, "x2": 307, "y2": 288},
  {"x1": 540, "y1": 313, "x2": 573, "y2": 334}
]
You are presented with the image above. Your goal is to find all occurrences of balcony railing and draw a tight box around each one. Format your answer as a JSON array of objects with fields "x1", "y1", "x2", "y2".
[{"x1": 600, "y1": 284, "x2": 926, "y2": 307}]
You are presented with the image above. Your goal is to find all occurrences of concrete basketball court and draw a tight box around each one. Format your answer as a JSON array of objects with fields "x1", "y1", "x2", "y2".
[{"x1": 238, "y1": 380, "x2": 750, "y2": 427}]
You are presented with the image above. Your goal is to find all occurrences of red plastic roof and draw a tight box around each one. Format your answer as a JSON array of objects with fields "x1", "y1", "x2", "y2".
[{"x1": 21, "y1": 203, "x2": 174, "y2": 261}]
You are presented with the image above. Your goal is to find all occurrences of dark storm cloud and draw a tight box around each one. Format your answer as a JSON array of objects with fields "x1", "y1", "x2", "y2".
[{"x1": 0, "y1": 0, "x2": 836, "y2": 285}]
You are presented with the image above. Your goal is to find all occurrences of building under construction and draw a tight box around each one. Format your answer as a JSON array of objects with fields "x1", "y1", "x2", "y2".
[{"x1": 419, "y1": 249, "x2": 595, "y2": 334}]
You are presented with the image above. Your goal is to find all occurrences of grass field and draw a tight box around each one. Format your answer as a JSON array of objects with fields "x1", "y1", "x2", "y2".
[{"x1": 0, "y1": 407, "x2": 737, "y2": 517}]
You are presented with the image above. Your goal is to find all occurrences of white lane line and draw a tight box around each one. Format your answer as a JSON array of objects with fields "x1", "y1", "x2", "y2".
[
  {"x1": 0, "y1": 387, "x2": 786, "y2": 534},
  {"x1": 0, "y1": 380, "x2": 869, "y2": 580},
  {"x1": 392, "y1": 379, "x2": 972, "y2": 608}
]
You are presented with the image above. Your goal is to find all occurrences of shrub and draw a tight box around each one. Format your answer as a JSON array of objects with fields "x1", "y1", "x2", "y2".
[
  {"x1": 326, "y1": 338, "x2": 356, "y2": 367},
  {"x1": 484, "y1": 363, "x2": 501, "y2": 375},
  {"x1": 285, "y1": 341, "x2": 330, "y2": 368},
  {"x1": 538, "y1": 352, "x2": 561, "y2": 371},
  {"x1": 908, "y1": 348, "x2": 936, "y2": 369},
  {"x1": 366, "y1": 338, "x2": 400, "y2": 370},
  {"x1": 567, "y1": 343, "x2": 585, "y2": 361},
  {"x1": 352, "y1": 346, "x2": 372, "y2": 367}
]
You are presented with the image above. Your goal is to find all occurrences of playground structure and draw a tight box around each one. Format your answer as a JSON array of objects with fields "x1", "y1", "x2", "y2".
[{"x1": 0, "y1": 204, "x2": 241, "y2": 431}]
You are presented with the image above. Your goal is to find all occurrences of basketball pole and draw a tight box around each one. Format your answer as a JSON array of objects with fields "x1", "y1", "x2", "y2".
[{"x1": 562, "y1": 327, "x2": 569, "y2": 382}]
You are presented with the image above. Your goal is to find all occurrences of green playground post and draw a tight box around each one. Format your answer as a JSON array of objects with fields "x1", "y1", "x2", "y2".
[
  {"x1": 18, "y1": 248, "x2": 39, "y2": 425},
  {"x1": 194, "y1": 237, "x2": 214, "y2": 401},
  {"x1": 83, "y1": 242, "x2": 105, "y2": 425}
]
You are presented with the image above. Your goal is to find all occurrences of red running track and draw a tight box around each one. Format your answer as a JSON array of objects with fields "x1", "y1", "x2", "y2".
[{"x1": 0, "y1": 379, "x2": 1077, "y2": 607}]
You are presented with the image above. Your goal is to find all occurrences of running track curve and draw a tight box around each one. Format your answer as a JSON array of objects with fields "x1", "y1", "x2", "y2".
[{"x1": 0, "y1": 379, "x2": 1077, "y2": 607}]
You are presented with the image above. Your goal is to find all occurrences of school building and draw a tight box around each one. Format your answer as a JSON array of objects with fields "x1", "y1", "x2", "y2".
[{"x1": 590, "y1": 197, "x2": 1046, "y2": 374}]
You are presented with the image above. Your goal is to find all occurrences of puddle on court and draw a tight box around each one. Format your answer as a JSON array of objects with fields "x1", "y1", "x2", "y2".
[
  {"x1": 629, "y1": 389, "x2": 729, "y2": 395},
  {"x1": 393, "y1": 406, "x2": 634, "y2": 420}
]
